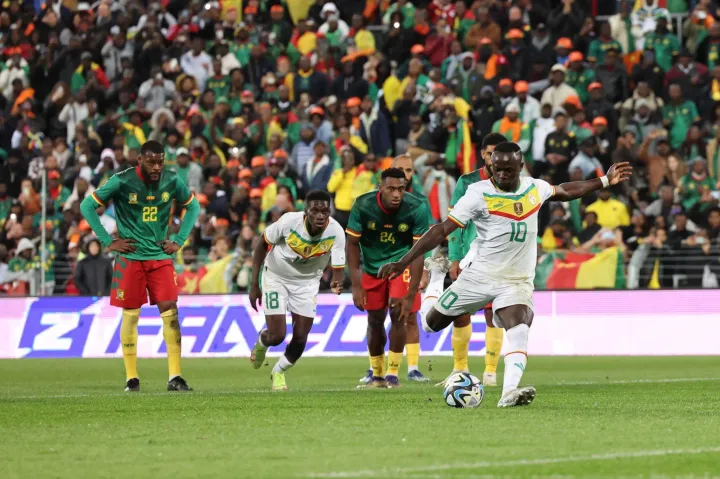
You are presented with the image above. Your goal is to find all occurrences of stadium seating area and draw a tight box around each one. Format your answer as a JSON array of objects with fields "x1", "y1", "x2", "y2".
[{"x1": 0, "y1": 0, "x2": 718, "y2": 295}]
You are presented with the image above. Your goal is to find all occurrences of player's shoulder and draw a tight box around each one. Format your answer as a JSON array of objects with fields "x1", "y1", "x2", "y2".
[
  {"x1": 114, "y1": 167, "x2": 137, "y2": 182},
  {"x1": 458, "y1": 169, "x2": 482, "y2": 186},
  {"x1": 352, "y1": 190, "x2": 378, "y2": 210},
  {"x1": 277, "y1": 211, "x2": 304, "y2": 226},
  {"x1": 326, "y1": 216, "x2": 346, "y2": 236},
  {"x1": 402, "y1": 191, "x2": 425, "y2": 208}
]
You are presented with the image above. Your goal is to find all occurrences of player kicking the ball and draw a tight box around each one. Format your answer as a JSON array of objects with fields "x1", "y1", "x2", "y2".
[
  {"x1": 249, "y1": 191, "x2": 345, "y2": 391},
  {"x1": 424, "y1": 132, "x2": 507, "y2": 388},
  {"x1": 346, "y1": 168, "x2": 430, "y2": 388},
  {"x1": 80, "y1": 140, "x2": 200, "y2": 392},
  {"x1": 380, "y1": 142, "x2": 631, "y2": 406}
]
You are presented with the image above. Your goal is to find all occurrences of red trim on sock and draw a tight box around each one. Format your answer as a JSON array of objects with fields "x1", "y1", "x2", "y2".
[{"x1": 504, "y1": 350, "x2": 528, "y2": 358}]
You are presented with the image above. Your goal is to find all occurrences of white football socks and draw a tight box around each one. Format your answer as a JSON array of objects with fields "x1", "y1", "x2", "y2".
[
  {"x1": 502, "y1": 323, "x2": 530, "y2": 396},
  {"x1": 419, "y1": 267, "x2": 446, "y2": 332},
  {"x1": 272, "y1": 355, "x2": 294, "y2": 374}
]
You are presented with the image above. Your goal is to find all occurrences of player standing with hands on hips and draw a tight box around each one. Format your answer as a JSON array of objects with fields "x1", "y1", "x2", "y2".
[
  {"x1": 249, "y1": 191, "x2": 346, "y2": 391},
  {"x1": 379, "y1": 142, "x2": 632, "y2": 407},
  {"x1": 346, "y1": 168, "x2": 431, "y2": 389},
  {"x1": 80, "y1": 140, "x2": 200, "y2": 392}
]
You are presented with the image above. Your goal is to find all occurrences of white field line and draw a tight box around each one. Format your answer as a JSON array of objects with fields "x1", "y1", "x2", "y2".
[
  {"x1": 3, "y1": 377, "x2": 720, "y2": 401},
  {"x1": 304, "y1": 447, "x2": 720, "y2": 478}
]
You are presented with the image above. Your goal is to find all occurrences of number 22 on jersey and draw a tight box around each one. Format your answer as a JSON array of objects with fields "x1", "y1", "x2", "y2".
[{"x1": 142, "y1": 206, "x2": 158, "y2": 222}]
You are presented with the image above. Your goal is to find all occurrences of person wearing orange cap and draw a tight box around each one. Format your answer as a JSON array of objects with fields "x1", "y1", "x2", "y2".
[
  {"x1": 566, "y1": 51, "x2": 596, "y2": 104},
  {"x1": 504, "y1": 27, "x2": 530, "y2": 81},
  {"x1": 554, "y1": 37, "x2": 573, "y2": 65},
  {"x1": 249, "y1": 190, "x2": 346, "y2": 391},
  {"x1": 587, "y1": 22, "x2": 623, "y2": 66},
  {"x1": 309, "y1": 105, "x2": 333, "y2": 145},
  {"x1": 586, "y1": 82, "x2": 618, "y2": 137},
  {"x1": 269, "y1": 4, "x2": 292, "y2": 45},
  {"x1": 47, "y1": 169, "x2": 71, "y2": 213},
  {"x1": 79, "y1": 140, "x2": 201, "y2": 393},
  {"x1": 508, "y1": 80, "x2": 540, "y2": 124}
]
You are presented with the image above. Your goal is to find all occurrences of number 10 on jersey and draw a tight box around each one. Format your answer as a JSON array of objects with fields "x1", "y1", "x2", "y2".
[{"x1": 510, "y1": 221, "x2": 527, "y2": 243}]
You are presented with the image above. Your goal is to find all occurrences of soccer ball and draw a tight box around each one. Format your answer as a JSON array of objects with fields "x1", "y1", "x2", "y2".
[{"x1": 442, "y1": 372, "x2": 484, "y2": 408}]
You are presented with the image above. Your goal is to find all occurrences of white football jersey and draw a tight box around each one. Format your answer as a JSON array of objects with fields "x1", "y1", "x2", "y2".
[
  {"x1": 448, "y1": 177, "x2": 556, "y2": 282},
  {"x1": 263, "y1": 212, "x2": 346, "y2": 280}
]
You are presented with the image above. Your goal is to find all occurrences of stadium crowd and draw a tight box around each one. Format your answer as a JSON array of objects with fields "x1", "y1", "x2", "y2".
[{"x1": 1, "y1": 0, "x2": 719, "y2": 296}]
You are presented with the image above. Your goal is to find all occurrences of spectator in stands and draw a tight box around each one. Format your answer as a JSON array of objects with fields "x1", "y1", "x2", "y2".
[
  {"x1": 73, "y1": 239, "x2": 112, "y2": 297},
  {"x1": 569, "y1": 138, "x2": 604, "y2": 180},
  {"x1": 548, "y1": 0, "x2": 585, "y2": 39},
  {"x1": 664, "y1": 83, "x2": 702, "y2": 149},
  {"x1": 540, "y1": 111, "x2": 576, "y2": 184},
  {"x1": 328, "y1": 147, "x2": 357, "y2": 229},
  {"x1": 586, "y1": 188, "x2": 631, "y2": 230},
  {"x1": 594, "y1": 48, "x2": 629, "y2": 105},
  {"x1": 540, "y1": 64, "x2": 576, "y2": 109}
]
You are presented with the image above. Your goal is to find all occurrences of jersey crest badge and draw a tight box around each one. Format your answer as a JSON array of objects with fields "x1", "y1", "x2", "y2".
[
  {"x1": 398, "y1": 223, "x2": 408, "y2": 232},
  {"x1": 528, "y1": 195, "x2": 538, "y2": 206},
  {"x1": 514, "y1": 202, "x2": 524, "y2": 215},
  {"x1": 128, "y1": 193, "x2": 137, "y2": 204},
  {"x1": 116, "y1": 289, "x2": 125, "y2": 300},
  {"x1": 367, "y1": 221, "x2": 376, "y2": 230},
  {"x1": 304, "y1": 246, "x2": 312, "y2": 255},
  {"x1": 162, "y1": 192, "x2": 170, "y2": 202}
]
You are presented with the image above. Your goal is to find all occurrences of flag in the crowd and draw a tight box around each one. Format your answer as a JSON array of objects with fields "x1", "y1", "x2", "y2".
[
  {"x1": 535, "y1": 247, "x2": 626, "y2": 290},
  {"x1": 198, "y1": 255, "x2": 234, "y2": 294}
]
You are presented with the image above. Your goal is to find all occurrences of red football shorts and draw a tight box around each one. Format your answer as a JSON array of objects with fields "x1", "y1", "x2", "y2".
[
  {"x1": 110, "y1": 258, "x2": 178, "y2": 309},
  {"x1": 361, "y1": 270, "x2": 421, "y2": 313}
]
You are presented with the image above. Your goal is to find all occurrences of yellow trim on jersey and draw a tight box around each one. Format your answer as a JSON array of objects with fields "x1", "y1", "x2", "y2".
[
  {"x1": 483, "y1": 185, "x2": 541, "y2": 221},
  {"x1": 447, "y1": 214, "x2": 465, "y2": 228},
  {"x1": 346, "y1": 228, "x2": 361, "y2": 238},
  {"x1": 331, "y1": 264, "x2": 345, "y2": 269},
  {"x1": 263, "y1": 231, "x2": 274, "y2": 245},
  {"x1": 91, "y1": 191, "x2": 105, "y2": 206},
  {"x1": 287, "y1": 230, "x2": 335, "y2": 259},
  {"x1": 180, "y1": 193, "x2": 195, "y2": 206}
]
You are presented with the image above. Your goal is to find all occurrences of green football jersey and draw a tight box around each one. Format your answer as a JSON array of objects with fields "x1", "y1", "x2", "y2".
[
  {"x1": 447, "y1": 168, "x2": 489, "y2": 262},
  {"x1": 346, "y1": 190, "x2": 430, "y2": 275},
  {"x1": 89, "y1": 167, "x2": 194, "y2": 261}
]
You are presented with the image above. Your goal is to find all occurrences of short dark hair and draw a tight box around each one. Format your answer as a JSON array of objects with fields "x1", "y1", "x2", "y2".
[
  {"x1": 141, "y1": 140, "x2": 164, "y2": 156},
  {"x1": 381, "y1": 167, "x2": 407, "y2": 182},
  {"x1": 482, "y1": 132, "x2": 507, "y2": 149},
  {"x1": 305, "y1": 190, "x2": 332, "y2": 204},
  {"x1": 493, "y1": 142, "x2": 522, "y2": 154}
]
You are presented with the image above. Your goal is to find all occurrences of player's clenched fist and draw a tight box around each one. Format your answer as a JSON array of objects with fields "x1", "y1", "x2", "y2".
[
  {"x1": 330, "y1": 280, "x2": 343, "y2": 295},
  {"x1": 159, "y1": 240, "x2": 181, "y2": 255},
  {"x1": 249, "y1": 284, "x2": 262, "y2": 312},
  {"x1": 378, "y1": 261, "x2": 405, "y2": 280},
  {"x1": 108, "y1": 238, "x2": 136, "y2": 254},
  {"x1": 351, "y1": 284, "x2": 366, "y2": 311}
]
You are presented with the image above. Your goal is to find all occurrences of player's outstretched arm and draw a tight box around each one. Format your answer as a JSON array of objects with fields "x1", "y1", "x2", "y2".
[
  {"x1": 249, "y1": 235, "x2": 271, "y2": 311},
  {"x1": 80, "y1": 195, "x2": 114, "y2": 247},
  {"x1": 552, "y1": 162, "x2": 632, "y2": 201},
  {"x1": 174, "y1": 196, "x2": 200, "y2": 245},
  {"x1": 346, "y1": 235, "x2": 366, "y2": 310},
  {"x1": 378, "y1": 220, "x2": 460, "y2": 280}
]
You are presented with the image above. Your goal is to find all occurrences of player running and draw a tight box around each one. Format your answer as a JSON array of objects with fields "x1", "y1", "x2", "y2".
[
  {"x1": 358, "y1": 155, "x2": 432, "y2": 384},
  {"x1": 423, "y1": 132, "x2": 507, "y2": 387},
  {"x1": 80, "y1": 140, "x2": 200, "y2": 392},
  {"x1": 379, "y1": 142, "x2": 631, "y2": 406},
  {"x1": 248, "y1": 191, "x2": 345, "y2": 391},
  {"x1": 347, "y1": 168, "x2": 430, "y2": 388}
]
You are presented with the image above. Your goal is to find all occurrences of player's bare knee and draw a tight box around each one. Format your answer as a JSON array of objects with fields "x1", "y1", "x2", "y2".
[
  {"x1": 367, "y1": 311, "x2": 386, "y2": 328},
  {"x1": 157, "y1": 301, "x2": 177, "y2": 313},
  {"x1": 454, "y1": 314, "x2": 471, "y2": 328},
  {"x1": 264, "y1": 332, "x2": 285, "y2": 347}
]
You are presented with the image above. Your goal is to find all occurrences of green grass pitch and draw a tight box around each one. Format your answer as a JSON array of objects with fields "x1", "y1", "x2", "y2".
[{"x1": 1, "y1": 356, "x2": 720, "y2": 478}]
